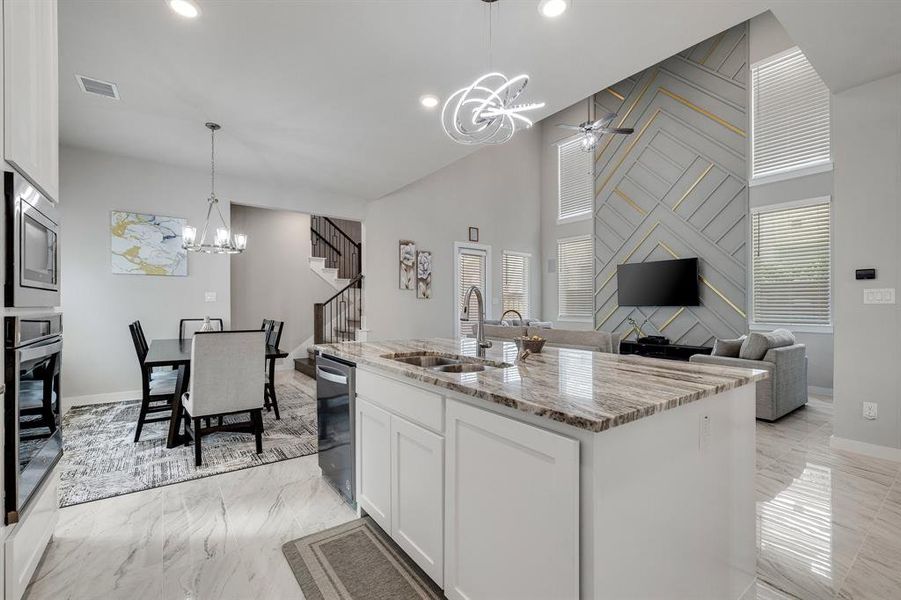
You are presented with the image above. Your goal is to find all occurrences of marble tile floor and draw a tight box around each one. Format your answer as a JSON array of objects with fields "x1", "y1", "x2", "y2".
[
  {"x1": 23, "y1": 391, "x2": 901, "y2": 599},
  {"x1": 756, "y1": 396, "x2": 901, "y2": 599}
]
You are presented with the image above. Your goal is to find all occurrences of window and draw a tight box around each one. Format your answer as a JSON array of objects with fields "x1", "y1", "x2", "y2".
[
  {"x1": 455, "y1": 244, "x2": 490, "y2": 336},
  {"x1": 751, "y1": 198, "x2": 831, "y2": 328},
  {"x1": 502, "y1": 252, "x2": 530, "y2": 320},
  {"x1": 751, "y1": 47, "x2": 831, "y2": 182},
  {"x1": 557, "y1": 236, "x2": 593, "y2": 320},
  {"x1": 558, "y1": 138, "x2": 594, "y2": 221}
]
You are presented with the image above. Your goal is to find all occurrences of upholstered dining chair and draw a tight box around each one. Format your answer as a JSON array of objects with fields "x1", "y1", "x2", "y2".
[
  {"x1": 178, "y1": 318, "x2": 224, "y2": 342},
  {"x1": 181, "y1": 330, "x2": 265, "y2": 466},
  {"x1": 129, "y1": 321, "x2": 177, "y2": 442},
  {"x1": 263, "y1": 320, "x2": 284, "y2": 419}
]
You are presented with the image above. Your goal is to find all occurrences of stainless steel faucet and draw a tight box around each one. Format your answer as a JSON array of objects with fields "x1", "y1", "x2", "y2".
[{"x1": 461, "y1": 285, "x2": 493, "y2": 358}]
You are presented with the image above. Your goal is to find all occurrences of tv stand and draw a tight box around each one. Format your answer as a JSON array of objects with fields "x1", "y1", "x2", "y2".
[{"x1": 619, "y1": 340, "x2": 712, "y2": 362}]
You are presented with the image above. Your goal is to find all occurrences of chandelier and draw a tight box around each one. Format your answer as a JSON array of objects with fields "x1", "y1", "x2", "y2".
[
  {"x1": 182, "y1": 122, "x2": 247, "y2": 254},
  {"x1": 441, "y1": 0, "x2": 545, "y2": 145}
]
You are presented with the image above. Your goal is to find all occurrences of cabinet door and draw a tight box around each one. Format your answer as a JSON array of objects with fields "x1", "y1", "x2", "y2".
[
  {"x1": 391, "y1": 416, "x2": 444, "y2": 587},
  {"x1": 4, "y1": 0, "x2": 60, "y2": 201},
  {"x1": 356, "y1": 398, "x2": 391, "y2": 532},
  {"x1": 445, "y1": 399, "x2": 579, "y2": 600}
]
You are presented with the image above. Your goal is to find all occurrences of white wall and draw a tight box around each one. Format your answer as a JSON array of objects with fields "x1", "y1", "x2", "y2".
[
  {"x1": 364, "y1": 128, "x2": 542, "y2": 341},
  {"x1": 60, "y1": 145, "x2": 363, "y2": 404},
  {"x1": 832, "y1": 72, "x2": 901, "y2": 451},
  {"x1": 229, "y1": 204, "x2": 336, "y2": 366},
  {"x1": 748, "y1": 12, "x2": 835, "y2": 392}
]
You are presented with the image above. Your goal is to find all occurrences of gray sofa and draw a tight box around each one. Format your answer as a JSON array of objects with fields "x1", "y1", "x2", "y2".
[
  {"x1": 690, "y1": 343, "x2": 808, "y2": 421},
  {"x1": 483, "y1": 325, "x2": 621, "y2": 354}
]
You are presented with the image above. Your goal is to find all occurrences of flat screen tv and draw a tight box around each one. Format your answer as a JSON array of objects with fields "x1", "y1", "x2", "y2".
[{"x1": 617, "y1": 258, "x2": 700, "y2": 306}]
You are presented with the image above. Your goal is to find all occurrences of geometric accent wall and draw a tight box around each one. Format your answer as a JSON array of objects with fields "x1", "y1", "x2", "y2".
[{"x1": 593, "y1": 23, "x2": 749, "y2": 346}]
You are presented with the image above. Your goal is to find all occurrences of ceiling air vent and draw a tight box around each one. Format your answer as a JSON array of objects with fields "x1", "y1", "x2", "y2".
[{"x1": 76, "y1": 74, "x2": 120, "y2": 99}]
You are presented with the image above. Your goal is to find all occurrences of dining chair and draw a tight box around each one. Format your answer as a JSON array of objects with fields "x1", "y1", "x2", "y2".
[
  {"x1": 263, "y1": 320, "x2": 284, "y2": 419},
  {"x1": 130, "y1": 321, "x2": 177, "y2": 442},
  {"x1": 19, "y1": 354, "x2": 59, "y2": 437},
  {"x1": 179, "y1": 318, "x2": 224, "y2": 342},
  {"x1": 180, "y1": 330, "x2": 265, "y2": 466}
]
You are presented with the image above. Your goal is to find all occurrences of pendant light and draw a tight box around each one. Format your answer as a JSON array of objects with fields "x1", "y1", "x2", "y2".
[
  {"x1": 182, "y1": 122, "x2": 247, "y2": 254},
  {"x1": 441, "y1": 0, "x2": 546, "y2": 145}
]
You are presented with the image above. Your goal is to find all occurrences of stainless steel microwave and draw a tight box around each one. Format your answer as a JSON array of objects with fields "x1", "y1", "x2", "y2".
[{"x1": 4, "y1": 171, "x2": 60, "y2": 308}]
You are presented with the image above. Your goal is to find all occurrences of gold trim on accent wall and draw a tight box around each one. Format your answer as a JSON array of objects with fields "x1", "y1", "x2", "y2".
[
  {"x1": 598, "y1": 305, "x2": 618, "y2": 327},
  {"x1": 596, "y1": 110, "x2": 661, "y2": 196},
  {"x1": 613, "y1": 188, "x2": 647, "y2": 215},
  {"x1": 595, "y1": 69, "x2": 659, "y2": 163},
  {"x1": 659, "y1": 307, "x2": 685, "y2": 331},
  {"x1": 658, "y1": 88, "x2": 746, "y2": 137},
  {"x1": 672, "y1": 163, "x2": 714, "y2": 211},
  {"x1": 606, "y1": 88, "x2": 625, "y2": 101}
]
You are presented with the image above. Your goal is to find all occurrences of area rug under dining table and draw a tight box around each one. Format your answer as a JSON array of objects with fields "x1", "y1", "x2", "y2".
[{"x1": 58, "y1": 376, "x2": 318, "y2": 507}]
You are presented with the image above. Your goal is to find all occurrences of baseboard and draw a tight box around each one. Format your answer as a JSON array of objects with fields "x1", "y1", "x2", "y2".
[
  {"x1": 808, "y1": 386, "x2": 833, "y2": 397},
  {"x1": 63, "y1": 389, "x2": 141, "y2": 412},
  {"x1": 830, "y1": 435, "x2": 901, "y2": 463}
]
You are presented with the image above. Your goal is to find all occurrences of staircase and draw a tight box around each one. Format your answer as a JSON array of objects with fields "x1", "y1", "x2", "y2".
[{"x1": 294, "y1": 216, "x2": 363, "y2": 378}]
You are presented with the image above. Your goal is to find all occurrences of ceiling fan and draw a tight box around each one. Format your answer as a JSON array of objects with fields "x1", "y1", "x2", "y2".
[{"x1": 557, "y1": 111, "x2": 634, "y2": 152}]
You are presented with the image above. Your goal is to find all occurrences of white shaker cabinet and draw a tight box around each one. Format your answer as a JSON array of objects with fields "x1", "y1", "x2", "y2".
[
  {"x1": 391, "y1": 416, "x2": 444, "y2": 586},
  {"x1": 444, "y1": 398, "x2": 580, "y2": 600},
  {"x1": 356, "y1": 398, "x2": 392, "y2": 533},
  {"x1": 4, "y1": 0, "x2": 59, "y2": 202}
]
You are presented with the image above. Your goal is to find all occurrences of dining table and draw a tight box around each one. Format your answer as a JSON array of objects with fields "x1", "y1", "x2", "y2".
[{"x1": 143, "y1": 338, "x2": 289, "y2": 448}]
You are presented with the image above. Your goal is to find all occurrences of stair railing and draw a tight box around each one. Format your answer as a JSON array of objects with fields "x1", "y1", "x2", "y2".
[
  {"x1": 310, "y1": 215, "x2": 362, "y2": 280},
  {"x1": 314, "y1": 274, "x2": 364, "y2": 344}
]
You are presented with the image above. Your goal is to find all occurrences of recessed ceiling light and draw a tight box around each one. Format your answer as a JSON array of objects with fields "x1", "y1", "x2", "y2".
[
  {"x1": 538, "y1": 0, "x2": 567, "y2": 18},
  {"x1": 420, "y1": 94, "x2": 440, "y2": 109},
  {"x1": 167, "y1": 0, "x2": 200, "y2": 18}
]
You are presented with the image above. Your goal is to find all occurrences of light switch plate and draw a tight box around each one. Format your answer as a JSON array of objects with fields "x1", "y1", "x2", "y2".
[
  {"x1": 864, "y1": 288, "x2": 895, "y2": 304},
  {"x1": 204, "y1": 291, "x2": 217, "y2": 302}
]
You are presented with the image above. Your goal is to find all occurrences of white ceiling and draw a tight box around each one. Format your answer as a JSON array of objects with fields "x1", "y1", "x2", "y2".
[{"x1": 59, "y1": 1, "x2": 901, "y2": 202}]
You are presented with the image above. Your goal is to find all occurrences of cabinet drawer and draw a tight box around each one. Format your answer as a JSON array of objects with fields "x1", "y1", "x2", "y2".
[{"x1": 357, "y1": 369, "x2": 444, "y2": 433}]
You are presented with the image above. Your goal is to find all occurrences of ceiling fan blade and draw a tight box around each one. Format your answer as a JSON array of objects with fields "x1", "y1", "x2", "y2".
[
  {"x1": 602, "y1": 127, "x2": 635, "y2": 135},
  {"x1": 590, "y1": 112, "x2": 617, "y2": 129},
  {"x1": 556, "y1": 124, "x2": 583, "y2": 130}
]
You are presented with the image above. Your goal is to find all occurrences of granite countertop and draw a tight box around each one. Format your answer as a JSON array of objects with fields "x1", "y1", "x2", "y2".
[{"x1": 315, "y1": 338, "x2": 768, "y2": 433}]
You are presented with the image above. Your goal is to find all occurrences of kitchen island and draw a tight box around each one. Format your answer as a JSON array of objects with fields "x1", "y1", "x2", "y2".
[{"x1": 316, "y1": 338, "x2": 767, "y2": 600}]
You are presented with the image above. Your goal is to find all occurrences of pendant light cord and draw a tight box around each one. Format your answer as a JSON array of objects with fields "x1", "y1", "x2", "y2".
[{"x1": 210, "y1": 126, "x2": 216, "y2": 199}]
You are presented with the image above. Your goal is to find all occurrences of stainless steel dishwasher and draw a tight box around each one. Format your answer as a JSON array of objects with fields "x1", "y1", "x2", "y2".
[{"x1": 316, "y1": 354, "x2": 355, "y2": 506}]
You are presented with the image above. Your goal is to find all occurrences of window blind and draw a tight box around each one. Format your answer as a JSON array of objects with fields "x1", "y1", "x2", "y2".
[
  {"x1": 557, "y1": 236, "x2": 594, "y2": 319},
  {"x1": 752, "y1": 200, "x2": 831, "y2": 326},
  {"x1": 752, "y1": 48, "x2": 831, "y2": 179},
  {"x1": 457, "y1": 248, "x2": 487, "y2": 336},
  {"x1": 502, "y1": 252, "x2": 530, "y2": 319},
  {"x1": 558, "y1": 138, "x2": 594, "y2": 220}
]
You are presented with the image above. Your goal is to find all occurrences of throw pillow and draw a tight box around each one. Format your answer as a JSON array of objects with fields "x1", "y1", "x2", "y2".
[
  {"x1": 712, "y1": 336, "x2": 746, "y2": 357},
  {"x1": 739, "y1": 332, "x2": 770, "y2": 360},
  {"x1": 767, "y1": 328, "x2": 796, "y2": 350}
]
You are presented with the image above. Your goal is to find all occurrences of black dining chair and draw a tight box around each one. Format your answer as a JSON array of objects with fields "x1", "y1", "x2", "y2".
[
  {"x1": 179, "y1": 318, "x2": 224, "y2": 342},
  {"x1": 19, "y1": 353, "x2": 59, "y2": 437},
  {"x1": 130, "y1": 321, "x2": 178, "y2": 442},
  {"x1": 263, "y1": 319, "x2": 284, "y2": 420}
]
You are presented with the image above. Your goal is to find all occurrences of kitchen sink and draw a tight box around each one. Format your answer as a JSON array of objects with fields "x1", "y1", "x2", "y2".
[
  {"x1": 432, "y1": 363, "x2": 486, "y2": 373},
  {"x1": 391, "y1": 355, "x2": 462, "y2": 368},
  {"x1": 382, "y1": 351, "x2": 511, "y2": 372}
]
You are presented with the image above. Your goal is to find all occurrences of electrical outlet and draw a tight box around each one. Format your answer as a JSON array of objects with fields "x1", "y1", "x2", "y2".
[
  {"x1": 864, "y1": 288, "x2": 896, "y2": 304},
  {"x1": 204, "y1": 291, "x2": 217, "y2": 302},
  {"x1": 699, "y1": 414, "x2": 711, "y2": 451},
  {"x1": 863, "y1": 402, "x2": 878, "y2": 420}
]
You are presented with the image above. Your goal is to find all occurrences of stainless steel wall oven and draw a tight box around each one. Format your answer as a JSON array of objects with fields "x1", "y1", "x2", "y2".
[{"x1": 4, "y1": 313, "x2": 62, "y2": 523}]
